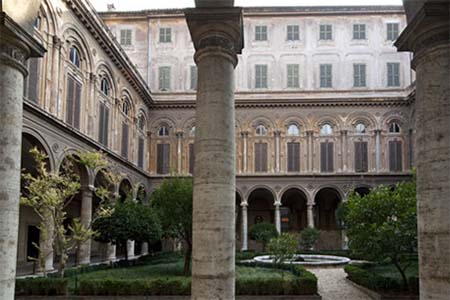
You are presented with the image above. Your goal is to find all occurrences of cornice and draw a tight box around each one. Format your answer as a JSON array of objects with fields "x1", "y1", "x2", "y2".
[{"x1": 63, "y1": 0, "x2": 153, "y2": 107}]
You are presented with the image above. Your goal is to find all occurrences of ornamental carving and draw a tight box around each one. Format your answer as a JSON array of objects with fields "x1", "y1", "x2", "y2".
[
  {"x1": 0, "y1": 43, "x2": 27, "y2": 65},
  {"x1": 198, "y1": 36, "x2": 235, "y2": 52}
]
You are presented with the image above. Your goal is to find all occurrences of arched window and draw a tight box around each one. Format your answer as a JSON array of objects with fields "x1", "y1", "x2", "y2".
[
  {"x1": 389, "y1": 122, "x2": 401, "y2": 133},
  {"x1": 255, "y1": 125, "x2": 267, "y2": 136},
  {"x1": 69, "y1": 46, "x2": 80, "y2": 68},
  {"x1": 158, "y1": 126, "x2": 169, "y2": 137},
  {"x1": 190, "y1": 126, "x2": 196, "y2": 137},
  {"x1": 287, "y1": 124, "x2": 300, "y2": 136},
  {"x1": 122, "y1": 99, "x2": 130, "y2": 116},
  {"x1": 138, "y1": 115, "x2": 145, "y2": 131},
  {"x1": 320, "y1": 123, "x2": 333, "y2": 135},
  {"x1": 355, "y1": 123, "x2": 366, "y2": 134},
  {"x1": 100, "y1": 78, "x2": 109, "y2": 96}
]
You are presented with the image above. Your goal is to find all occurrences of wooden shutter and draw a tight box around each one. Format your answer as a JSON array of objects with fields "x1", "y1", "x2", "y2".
[
  {"x1": 26, "y1": 58, "x2": 39, "y2": 102},
  {"x1": 390, "y1": 141, "x2": 403, "y2": 171},
  {"x1": 396, "y1": 141, "x2": 402, "y2": 171},
  {"x1": 121, "y1": 122, "x2": 129, "y2": 158},
  {"x1": 163, "y1": 144, "x2": 170, "y2": 174},
  {"x1": 355, "y1": 141, "x2": 368, "y2": 172},
  {"x1": 321, "y1": 142, "x2": 334, "y2": 172},
  {"x1": 189, "y1": 143, "x2": 195, "y2": 174},
  {"x1": 361, "y1": 141, "x2": 368, "y2": 172},
  {"x1": 327, "y1": 142, "x2": 334, "y2": 172},
  {"x1": 66, "y1": 76, "x2": 75, "y2": 126},
  {"x1": 138, "y1": 137, "x2": 144, "y2": 169},
  {"x1": 320, "y1": 142, "x2": 327, "y2": 172},
  {"x1": 287, "y1": 142, "x2": 300, "y2": 172},
  {"x1": 157, "y1": 144, "x2": 164, "y2": 174},
  {"x1": 73, "y1": 81, "x2": 81, "y2": 129},
  {"x1": 261, "y1": 143, "x2": 268, "y2": 172},
  {"x1": 104, "y1": 106, "x2": 109, "y2": 146},
  {"x1": 254, "y1": 142, "x2": 267, "y2": 172},
  {"x1": 98, "y1": 103, "x2": 104, "y2": 144}
]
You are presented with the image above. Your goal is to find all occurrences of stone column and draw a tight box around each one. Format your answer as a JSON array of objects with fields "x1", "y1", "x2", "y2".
[
  {"x1": 77, "y1": 185, "x2": 94, "y2": 265},
  {"x1": 274, "y1": 202, "x2": 281, "y2": 234},
  {"x1": 127, "y1": 240, "x2": 135, "y2": 259},
  {"x1": 50, "y1": 35, "x2": 61, "y2": 114},
  {"x1": 39, "y1": 211, "x2": 54, "y2": 272},
  {"x1": 307, "y1": 204, "x2": 315, "y2": 228},
  {"x1": 340, "y1": 130, "x2": 348, "y2": 172},
  {"x1": 0, "y1": 9, "x2": 45, "y2": 299},
  {"x1": 396, "y1": 3, "x2": 450, "y2": 299},
  {"x1": 274, "y1": 131, "x2": 281, "y2": 172},
  {"x1": 106, "y1": 243, "x2": 116, "y2": 262},
  {"x1": 241, "y1": 131, "x2": 248, "y2": 173},
  {"x1": 176, "y1": 131, "x2": 183, "y2": 174},
  {"x1": 241, "y1": 202, "x2": 248, "y2": 251},
  {"x1": 141, "y1": 242, "x2": 149, "y2": 256},
  {"x1": 185, "y1": 7, "x2": 243, "y2": 300},
  {"x1": 375, "y1": 129, "x2": 381, "y2": 173}
]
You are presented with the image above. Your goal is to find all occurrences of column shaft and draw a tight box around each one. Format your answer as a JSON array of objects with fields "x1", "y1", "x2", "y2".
[
  {"x1": 375, "y1": 130, "x2": 381, "y2": 173},
  {"x1": 274, "y1": 203, "x2": 281, "y2": 234},
  {"x1": 241, "y1": 204, "x2": 248, "y2": 251},
  {"x1": 141, "y1": 242, "x2": 149, "y2": 256},
  {"x1": 127, "y1": 240, "x2": 135, "y2": 259},
  {"x1": 307, "y1": 205, "x2": 314, "y2": 228},
  {"x1": 77, "y1": 187, "x2": 93, "y2": 265}
]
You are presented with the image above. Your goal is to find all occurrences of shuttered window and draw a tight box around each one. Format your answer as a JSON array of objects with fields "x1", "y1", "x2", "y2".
[
  {"x1": 287, "y1": 142, "x2": 300, "y2": 172},
  {"x1": 25, "y1": 58, "x2": 40, "y2": 103},
  {"x1": 387, "y1": 23, "x2": 399, "y2": 41},
  {"x1": 255, "y1": 25, "x2": 267, "y2": 41},
  {"x1": 387, "y1": 62, "x2": 400, "y2": 87},
  {"x1": 287, "y1": 64, "x2": 299, "y2": 88},
  {"x1": 120, "y1": 29, "x2": 132, "y2": 46},
  {"x1": 287, "y1": 25, "x2": 299, "y2": 41},
  {"x1": 353, "y1": 63, "x2": 366, "y2": 87},
  {"x1": 138, "y1": 137, "x2": 145, "y2": 169},
  {"x1": 157, "y1": 143, "x2": 170, "y2": 174},
  {"x1": 66, "y1": 75, "x2": 81, "y2": 129},
  {"x1": 159, "y1": 66, "x2": 171, "y2": 91},
  {"x1": 353, "y1": 24, "x2": 366, "y2": 40},
  {"x1": 254, "y1": 142, "x2": 268, "y2": 172},
  {"x1": 255, "y1": 64, "x2": 268, "y2": 89},
  {"x1": 121, "y1": 122, "x2": 129, "y2": 159},
  {"x1": 389, "y1": 141, "x2": 403, "y2": 172},
  {"x1": 189, "y1": 143, "x2": 195, "y2": 174},
  {"x1": 320, "y1": 64, "x2": 332, "y2": 88},
  {"x1": 320, "y1": 141, "x2": 334, "y2": 172},
  {"x1": 354, "y1": 141, "x2": 368, "y2": 172},
  {"x1": 319, "y1": 24, "x2": 332, "y2": 40},
  {"x1": 98, "y1": 102, "x2": 109, "y2": 146}
]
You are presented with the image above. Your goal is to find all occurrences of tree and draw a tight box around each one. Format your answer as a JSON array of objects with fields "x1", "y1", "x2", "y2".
[
  {"x1": 249, "y1": 222, "x2": 278, "y2": 251},
  {"x1": 267, "y1": 233, "x2": 298, "y2": 277},
  {"x1": 151, "y1": 177, "x2": 193, "y2": 275},
  {"x1": 92, "y1": 197, "x2": 162, "y2": 260},
  {"x1": 339, "y1": 176, "x2": 417, "y2": 290},
  {"x1": 299, "y1": 228, "x2": 320, "y2": 250}
]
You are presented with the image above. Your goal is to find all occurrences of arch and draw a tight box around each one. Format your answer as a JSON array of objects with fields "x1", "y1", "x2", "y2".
[
  {"x1": 280, "y1": 187, "x2": 309, "y2": 232},
  {"x1": 245, "y1": 185, "x2": 277, "y2": 203},
  {"x1": 315, "y1": 115, "x2": 343, "y2": 133},
  {"x1": 58, "y1": 152, "x2": 90, "y2": 188},
  {"x1": 96, "y1": 62, "x2": 117, "y2": 99},
  {"x1": 118, "y1": 178, "x2": 133, "y2": 202},
  {"x1": 381, "y1": 111, "x2": 408, "y2": 132},
  {"x1": 282, "y1": 115, "x2": 308, "y2": 132},
  {"x1": 120, "y1": 88, "x2": 135, "y2": 117},
  {"x1": 235, "y1": 187, "x2": 244, "y2": 204},
  {"x1": 249, "y1": 116, "x2": 275, "y2": 131},
  {"x1": 354, "y1": 186, "x2": 372, "y2": 197},
  {"x1": 346, "y1": 111, "x2": 378, "y2": 130},
  {"x1": 314, "y1": 187, "x2": 342, "y2": 231},
  {"x1": 135, "y1": 183, "x2": 147, "y2": 203},
  {"x1": 21, "y1": 128, "x2": 56, "y2": 171},
  {"x1": 247, "y1": 187, "x2": 276, "y2": 237},
  {"x1": 61, "y1": 25, "x2": 94, "y2": 73},
  {"x1": 150, "y1": 116, "x2": 177, "y2": 134},
  {"x1": 312, "y1": 184, "x2": 345, "y2": 201}
]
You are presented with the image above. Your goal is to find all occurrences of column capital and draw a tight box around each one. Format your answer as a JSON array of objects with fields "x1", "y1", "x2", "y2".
[
  {"x1": 240, "y1": 201, "x2": 248, "y2": 207},
  {"x1": 273, "y1": 130, "x2": 282, "y2": 137},
  {"x1": 240, "y1": 131, "x2": 249, "y2": 138},
  {"x1": 185, "y1": 7, "x2": 244, "y2": 67},
  {"x1": 340, "y1": 129, "x2": 348, "y2": 135},
  {"x1": 373, "y1": 129, "x2": 383, "y2": 134},
  {"x1": 395, "y1": 2, "x2": 449, "y2": 69},
  {"x1": 274, "y1": 201, "x2": 281, "y2": 207},
  {"x1": 176, "y1": 131, "x2": 184, "y2": 138},
  {"x1": 306, "y1": 130, "x2": 314, "y2": 136}
]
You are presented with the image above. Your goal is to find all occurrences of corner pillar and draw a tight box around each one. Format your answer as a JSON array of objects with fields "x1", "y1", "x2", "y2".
[{"x1": 185, "y1": 7, "x2": 243, "y2": 300}]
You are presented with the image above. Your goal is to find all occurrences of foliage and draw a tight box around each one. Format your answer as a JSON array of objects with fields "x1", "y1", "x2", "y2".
[
  {"x1": 92, "y1": 199, "x2": 162, "y2": 260},
  {"x1": 299, "y1": 228, "x2": 320, "y2": 250},
  {"x1": 267, "y1": 233, "x2": 298, "y2": 273},
  {"x1": 151, "y1": 177, "x2": 193, "y2": 275},
  {"x1": 249, "y1": 222, "x2": 278, "y2": 251},
  {"x1": 339, "y1": 175, "x2": 417, "y2": 290},
  {"x1": 235, "y1": 250, "x2": 266, "y2": 261},
  {"x1": 344, "y1": 264, "x2": 419, "y2": 294},
  {"x1": 15, "y1": 278, "x2": 68, "y2": 296}
]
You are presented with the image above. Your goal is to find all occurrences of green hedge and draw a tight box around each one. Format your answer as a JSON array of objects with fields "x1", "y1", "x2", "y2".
[
  {"x1": 15, "y1": 278, "x2": 68, "y2": 296},
  {"x1": 344, "y1": 264, "x2": 419, "y2": 294}
]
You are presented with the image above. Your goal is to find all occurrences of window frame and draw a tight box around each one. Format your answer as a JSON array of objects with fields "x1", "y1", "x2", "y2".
[
  {"x1": 158, "y1": 66, "x2": 171, "y2": 91},
  {"x1": 255, "y1": 64, "x2": 268, "y2": 89},
  {"x1": 159, "y1": 27, "x2": 172, "y2": 43},
  {"x1": 287, "y1": 64, "x2": 300, "y2": 88},
  {"x1": 319, "y1": 64, "x2": 333, "y2": 88},
  {"x1": 386, "y1": 23, "x2": 399, "y2": 41},
  {"x1": 353, "y1": 63, "x2": 367, "y2": 87},
  {"x1": 119, "y1": 29, "x2": 132, "y2": 46},
  {"x1": 387, "y1": 62, "x2": 400, "y2": 87},
  {"x1": 286, "y1": 25, "x2": 300, "y2": 41},
  {"x1": 319, "y1": 24, "x2": 333, "y2": 40},
  {"x1": 352, "y1": 24, "x2": 366, "y2": 40},
  {"x1": 255, "y1": 25, "x2": 268, "y2": 41}
]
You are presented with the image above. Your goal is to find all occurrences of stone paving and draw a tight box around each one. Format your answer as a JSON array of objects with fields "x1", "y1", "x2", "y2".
[{"x1": 308, "y1": 267, "x2": 372, "y2": 300}]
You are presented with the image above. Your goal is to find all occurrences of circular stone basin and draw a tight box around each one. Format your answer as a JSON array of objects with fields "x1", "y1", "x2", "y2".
[{"x1": 253, "y1": 254, "x2": 350, "y2": 267}]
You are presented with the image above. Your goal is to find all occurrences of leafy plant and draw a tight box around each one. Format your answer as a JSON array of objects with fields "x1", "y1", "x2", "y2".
[
  {"x1": 249, "y1": 222, "x2": 278, "y2": 251},
  {"x1": 299, "y1": 228, "x2": 320, "y2": 250},
  {"x1": 267, "y1": 233, "x2": 298, "y2": 277}
]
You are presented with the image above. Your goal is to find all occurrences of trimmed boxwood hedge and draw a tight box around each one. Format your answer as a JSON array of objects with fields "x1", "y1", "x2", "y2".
[
  {"x1": 345, "y1": 264, "x2": 419, "y2": 294},
  {"x1": 15, "y1": 278, "x2": 68, "y2": 296}
]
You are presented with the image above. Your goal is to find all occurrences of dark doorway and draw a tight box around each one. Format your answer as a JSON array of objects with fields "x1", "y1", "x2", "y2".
[{"x1": 26, "y1": 225, "x2": 40, "y2": 261}]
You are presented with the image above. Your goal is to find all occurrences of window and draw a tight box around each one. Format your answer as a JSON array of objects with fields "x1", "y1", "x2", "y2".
[
  {"x1": 320, "y1": 141, "x2": 334, "y2": 172},
  {"x1": 387, "y1": 62, "x2": 400, "y2": 87},
  {"x1": 158, "y1": 66, "x2": 171, "y2": 91},
  {"x1": 190, "y1": 126, "x2": 196, "y2": 137},
  {"x1": 122, "y1": 99, "x2": 130, "y2": 116},
  {"x1": 287, "y1": 64, "x2": 299, "y2": 88},
  {"x1": 320, "y1": 124, "x2": 333, "y2": 135},
  {"x1": 33, "y1": 17, "x2": 40, "y2": 29},
  {"x1": 98, "y1": 102, "x2": 109, "y2": 146},
  {"x1": 255, "y1": 64, "x2": 268, "y2": 89},
  {"x1": 389, "y1": 140, "x2": 403, "y2": 171},
  {"x1": 158, "y1": 126, "x2": 170, "y2": 137},
  {"x1": 138, "y1": 115, "x2": 145, "y2": 131},
  {"x1": 320, "y1": 64, "x2": 332, "y2": 88},
  {"x1": 353, "y1": 24, "x2": 366, "y2": 40},
  {"x1": 389, "y1": 122, "x2": 401, "y2": 133},
  {"x1": 138, "y1": 137, "x2": 145, "y2": 169},
  {"x1": 355, "y1": 123, "x2": 366, "y2": 134},
  {"x1": 255, "y1": 125, "x2": 267, "y2": 136},
  {"x1": 254, "y1": 142, "x2": 268, "y2": 172},
  {"x1": 255, "y1": 25, "x2": 267, "y2": 41},
  {"x1": 69, "y1": 47, "x2": 80, "y2": 68},
  {"x1": 120, "y1": 29, "x2": 132, "y2": 46},
  {"x1": 121, "y1": 122, "x2": 129, "y2": 158},
  {"x1": 387, "y1": 23, "x2": 399, "y2": 41},
  {"x1": 319, "y1": 24, "x2": 332, "y2": 40},
  {"x1": 287, "y1": 142, "x2": 300, "y2": 172},
  {"x1": 353, "y1": 63, "x2": 367, "y2": 87},
  {"x1": 24, "y1": 58, "x2": 40, "y2": 103},
  {"x1": 190, "y1": 65, "x2": 197, "y2": 90},
  {"x1": 66, "y1": 75, "x2": 82, "y2": 129},
  {"x1": 189, "y1": 143, "x2": 195, "y2": 174},
  {"x1": 159, "y1": 27, "x2": 172, "y2": 43},
  {"x1": 156, "y1": 143, "x2": 170, "y2": 174},
  {"x1": 100, "y1": 78, "x2": 109, "y2": 96},
  {"x1": 287, "y1": 124, "x2": 300, "y2": 136},
  {"x1": 287, "y1": 25, "x2": 299, "y2": 41},
  {"x1": 354, "y1": 141, "x2": 368, "y2": 172}
]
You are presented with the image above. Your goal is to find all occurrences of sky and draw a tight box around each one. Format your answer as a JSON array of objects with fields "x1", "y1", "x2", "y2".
[{"x1": 91, "y1": 0, "x2": 403, "y2": 12}]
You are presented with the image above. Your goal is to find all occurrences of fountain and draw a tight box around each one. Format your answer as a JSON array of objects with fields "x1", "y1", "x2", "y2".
[{"x1": 253, "y1": 254, "x2": 351, "y2": 267}]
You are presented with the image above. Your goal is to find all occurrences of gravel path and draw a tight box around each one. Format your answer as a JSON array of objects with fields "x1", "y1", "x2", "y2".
[{"x1": 309, "y1": 267, "x2": 372, "y2": 300}]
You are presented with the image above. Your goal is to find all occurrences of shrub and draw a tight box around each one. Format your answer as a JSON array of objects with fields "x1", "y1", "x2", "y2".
[
  {"x1": 235, "y1": 250, "x2": 265, "y2": 261},
  {"x1": 249, "y1": 222, "x2": 278, "y2": 250},
  {"x1": 15, "y1": 278, "x2": 68, "y2": 296},
  {"x1": 299, "y1": 228, "x2": 320, "y2": 250},
  {"x1": 267, "y1": 233, "x2": 298, "y2": 269}
]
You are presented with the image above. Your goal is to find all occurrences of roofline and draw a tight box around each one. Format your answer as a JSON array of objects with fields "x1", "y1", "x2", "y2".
[{"x1": 99, "y1": 5, "x2": 405, "y2": 19}]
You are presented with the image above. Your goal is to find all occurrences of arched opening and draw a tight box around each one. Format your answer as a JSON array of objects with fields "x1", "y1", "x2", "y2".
[
  {"x1": 247, "y1": 188, "x2": 275, "y2": 250},
  {"x1": 136, "y1": 184, "x2": 147, "y2": 204},
  {"x1": 118, "y1": 179, "x2": 132, "y2": 202},
  {"x1": 355, "y1": 186, "x2": 371, "y2": 197},
  {"x1": 18, "y1": 133, "x2": 51, "y2": 269},
  {"x1": 280, "y1": 188, "x2": 308, "y2": 232},
  {"x1": 314, "y1": 187, "x2": 342, "y2": 250},
  {"x1": 235, "y1": 192, "x2": 242, "y2": 249}
]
